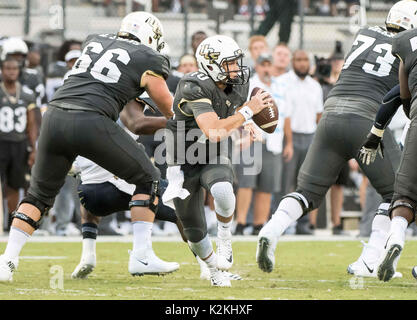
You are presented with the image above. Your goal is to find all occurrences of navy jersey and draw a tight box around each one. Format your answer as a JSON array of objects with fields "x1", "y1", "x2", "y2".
[
  {"x1": 327, "y1": 26, "x2": 400, "y2": 116},
  {"x1": 392, "y1": 28, "x2": 417, "y2": 104},
  {"x1": 50, "y1": 34, "x2": 170, "y2": 121},
  {"x1": 0, "y1": 83, "x2": 36, "y2": 142}
]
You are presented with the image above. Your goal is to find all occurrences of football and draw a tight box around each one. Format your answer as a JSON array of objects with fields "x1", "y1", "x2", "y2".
[{"x1": 250, "y1": 87, "x2": 279, "y2": 134}]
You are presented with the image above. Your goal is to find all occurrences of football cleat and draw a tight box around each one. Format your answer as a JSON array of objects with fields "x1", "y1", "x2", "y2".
[
  {"x1": 71, "y1": 254, "x2": 96, "y2": 279},
  {"x1": 412, "y1": 266, "x2": 417, "y2": 280},
  {"x1": 347, "y1": 258, "x2": 402, "y2": 278},
  {"x1": 348, "y1": 241, "x2": 380, "y2": 277},
  {"x1": 256, "y1": 234, "x2": 277, "y2": 273},
  {"x1": 128, "y1": 249, "x2": 179, "y2": 276},
  {"x1": 216, "y1": 237, "x2": 233, "y2": 271},
  {"x1": 378, "y1": 244, "x2": 402, "y2": 282},
  {"x1": 199, "y1": 260, "x2": 242, "y2": 280},
  {"x1": 0, "y1": 255, "x2": 18, "y2": 282},
  {"x1": 209, "y1": 267, "x2": 231, "y2": 287}
]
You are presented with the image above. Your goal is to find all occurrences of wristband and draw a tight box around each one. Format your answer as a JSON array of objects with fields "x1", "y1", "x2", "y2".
[
  {"x1": 371, "y1": 125, "x2": 384, "y2": 138},
  {"x1": 238, "y1": 106, "x2": 253, "y2": 121}
]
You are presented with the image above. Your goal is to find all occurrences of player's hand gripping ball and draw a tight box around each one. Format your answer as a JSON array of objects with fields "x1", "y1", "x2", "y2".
[{"x1": 250, "y1": 87, "x2": 278, "y2": 134}]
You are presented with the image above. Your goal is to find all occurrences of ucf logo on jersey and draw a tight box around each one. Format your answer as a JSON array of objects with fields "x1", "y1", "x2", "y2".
[{"x1": 199, "y1": 44, "x2": 220, "y2": 64}]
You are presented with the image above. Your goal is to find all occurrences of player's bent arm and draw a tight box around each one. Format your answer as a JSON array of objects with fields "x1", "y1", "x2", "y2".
[
  {"x1": 142, "y1": 73, "x2": 174, "y2": 119},
  {"x1": 195, "y1": 111, "x2": 247, "y2": 142},
  {"x1": 120, "y1": 100, "x2": 168, "y2": 135},
  {"x1": 26, "y1": 106, "x2": 38, "y2": 151},
  {"x1": 399, "y1": 61, "x2": 411, "y2": 117},
  {"x1": 373, "y1": 84, "x2": 402, "y2": 131},
  {"x1": 26, "y1": 107, "x2": 38, "y2": 167}
]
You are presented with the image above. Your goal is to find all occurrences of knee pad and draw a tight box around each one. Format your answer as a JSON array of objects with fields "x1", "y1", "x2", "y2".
[
  {"x1": 389, "y1": 197, "x2": 417, "y2": 220},
  {"x1": 130, "y1": 180, "x2": 159, "y2": 214},
  {"x1": 282, "y1": 191, "x2": 311, "y2": 216},
  {"x1": 210, "y1": 182, "x2": 235, "y2": 218},
  {"x1": 372, "y1": 202, "x2": 391, "y2": 233},
  {"x1": 12, "y1": 193, "x2": 51, "y2": 230},
  {"x1": 184, "y1": 227, "x2": 207, "y2": 243},
  {"x1": 375, "y1": 202, "x2": 390, "y2": 217}
]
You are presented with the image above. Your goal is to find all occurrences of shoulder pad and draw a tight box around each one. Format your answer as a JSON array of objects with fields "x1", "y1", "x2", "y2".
[
  {"x1": 141, "y1": 49, "x2": 170, "y2": 80},
  {"x1": 181, "y1": 80, "x2": 209, "y2": 101}
]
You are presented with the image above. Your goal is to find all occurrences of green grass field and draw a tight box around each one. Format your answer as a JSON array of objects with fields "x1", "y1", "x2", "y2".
[{"x1": 1, "y1": 240, "x2": 417, "y2": 300}]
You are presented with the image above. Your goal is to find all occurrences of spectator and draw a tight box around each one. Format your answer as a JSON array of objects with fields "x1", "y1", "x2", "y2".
[
  {"x1": 329, "y1": 0, "x2": 359, "y2": 16},
  {"x1": 271, "y1": 44, "x2": 291, "y2": 77},
  {"x1": 166, "y1": 54, "x2": 198, "y2": 95},
  {"x1": 234, "y1": 53, "x2": 293, "y2": 235},
  {"x1": 0, "y1": 58, "x2": 37, "y2": 231},
  {"x1": 246, "y1": 35, "x2": 269, "y2": 73},
  {"x1": 46, "y1": 40, "x2": 82, "y2": 105},
  {"x1": 253, "y1": 0, "x2": 297, "y2": 45},
  {"x1": 281, "y1": 50, "x2": 323, "y2": 235},
  {"x1": 238, "y1": 0, "x2": 267, "y2": 17},
  {"x1": 46, "y1": 50, "x2": 81, "y2": 102},
  {"x1": 191, "y1": 31, "x2": 208, "y2": 55}
]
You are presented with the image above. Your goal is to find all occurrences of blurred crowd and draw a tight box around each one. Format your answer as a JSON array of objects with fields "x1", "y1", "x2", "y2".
[
  {"x1": 0, "y1": 13, "x2": 412, "y2": 238},
  {"x1": 89, "y1": 0, "x2": 397, "y2": 16}
]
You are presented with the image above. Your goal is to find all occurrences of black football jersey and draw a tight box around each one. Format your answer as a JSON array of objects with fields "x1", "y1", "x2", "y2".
[
  {"x1": 0, "y1": 67, "x2": 45, "y2": 108},
  {"x1": 50, "y1": 34, "x2": 170, "y2": 121},
  {"x1": 328, "y1": 26, "x2": 400, "y2": 108},
  {"x1": 0, "y1": 83, "x2": 36, "y2": 142},
  {"x1": 166, "y1": 71, "x2": 249, "y2": 165},
  {"x1": 392, "y1": 28, "x2": 417, "y2": 104}
]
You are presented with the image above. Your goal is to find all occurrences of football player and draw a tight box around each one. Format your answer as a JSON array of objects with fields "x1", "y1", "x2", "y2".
[
  {"x1": 373, "y1": 25, "x2": 417, "y2": 282},
  {"x1": 163, "y1": 35, "x2": 271, "y2": 287},
  {"x1": 256, "y1": 0, "x2": 417, "y2": 278},
  {"x1": 1, "y1": 37, "x2": 46, "y2": 114},
  {"x1": 0, "y1": 11, "x2": 174, "y2": 282},
  {"x1": 0, "y1": 57, "x2": 38, "y2": 230}
]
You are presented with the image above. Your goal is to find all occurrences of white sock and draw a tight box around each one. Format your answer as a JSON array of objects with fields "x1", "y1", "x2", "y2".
[
  {"x1": 132, "y1": 221, "x2": 153, "y2": 254},
  {"x1": 266, "y1": 197, "x2": 303, "y2": 238},
  {"x1": 389, "y1": 216, "x2": 408, "y2": 248},
  {"x1": 81, "y1": 238, "x2": 96, "y2": 260},
  {"x1": 204, "y1": 251, "x2": 218, "y2": 269},
  {"x1": 188, "y1": 235, "x2": 214, "y2": 263},
  {"x1": 368, "y1": 214, "x2": 390, "y2": 252},
  {"x1": 4, "y1": 227, "x2": 30, "y2": 260},
  {"x1": 217, "y1": 219, "x2": 232, "y2": 239}
]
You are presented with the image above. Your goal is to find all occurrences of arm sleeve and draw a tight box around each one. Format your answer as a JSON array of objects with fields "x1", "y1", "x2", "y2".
[{"x1": 374, "y1": 84, "x2": 402, "y2": 130}]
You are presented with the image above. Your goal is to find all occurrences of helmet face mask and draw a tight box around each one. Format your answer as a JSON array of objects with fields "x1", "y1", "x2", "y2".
[
  {"x1": 196, "y1": 35, "x2": 249, "y2": 86},
  {"x1": 217, "y1": 53, "x2": 250, "y2": 85}
]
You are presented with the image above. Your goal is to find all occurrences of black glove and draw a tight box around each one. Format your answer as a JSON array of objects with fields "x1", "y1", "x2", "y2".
[{"x1": 357, "y1": 132, "x2": 384, "y2": 165}]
